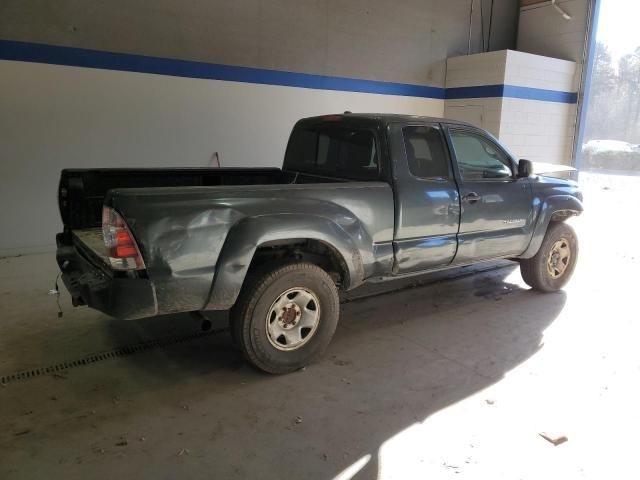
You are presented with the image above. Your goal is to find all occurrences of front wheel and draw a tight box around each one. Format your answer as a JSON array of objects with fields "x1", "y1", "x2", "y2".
[
  {"x1": 520, "y1": 222, "x2": 578, "y2": 292},
  {"x1": 231, "y1": 262, "x2": 340, "y2": 374}
]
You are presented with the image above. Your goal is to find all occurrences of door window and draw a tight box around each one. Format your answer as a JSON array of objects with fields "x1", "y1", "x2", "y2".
[
  {"x1": 449, "y1": 131, "x2": 513, "y2": 180},
  {"x1": 402, "y1": 126, "x2": 450, "y2": 179}
]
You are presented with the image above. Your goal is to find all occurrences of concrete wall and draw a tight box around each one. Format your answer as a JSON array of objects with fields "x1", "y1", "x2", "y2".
[
  {"x1": 500, "y1": 50, "x2": 578, "y2": 164},
  {"x1": 517, "y1": 0, "x2": 590, "y2": 63},
  {"x1": 444, "y1": 49, "x2": 578, "y2": 165},
  {"x1": 0, "y1": 1, "x2": 519, "y2": 254},
  {"x1": 0, "y1": 59, "x2": 446, "y2": 256},
  {"x1": 0, "y1": 0, "x2": 519, "y2": 88},
  {"x1": 445, "y1": 50, "x2": 509, "y2": 137},
  {"x1": 515, "y1": 0, "x2": 590, "y2": 165}
]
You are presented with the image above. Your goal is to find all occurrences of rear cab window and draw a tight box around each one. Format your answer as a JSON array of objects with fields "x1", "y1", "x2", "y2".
[{"x1": 284, "y1": 122, "x2": 380, "y2": 181}]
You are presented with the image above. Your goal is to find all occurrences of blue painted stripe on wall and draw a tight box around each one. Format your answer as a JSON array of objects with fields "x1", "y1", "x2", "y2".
[
  {"x1": 504, "y1": 85, "x2": 577, "y2": 103},
  {"x1": 446, "y1": 85, "x2": 505, "y2": 100},
  {"x1": 446, "y1": 84, "x2": 578, "y2": 104},
  {"x1": 0, "y1": 39, "x2": 577, "y2": 104},
  {"x1": 0, "y1": 39, "x2": 446, "y2": 99}
]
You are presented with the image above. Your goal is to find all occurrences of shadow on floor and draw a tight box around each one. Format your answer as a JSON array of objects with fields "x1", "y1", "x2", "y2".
[{"x1": 1, "y1": 263, "x2": 566, "y2": 479}]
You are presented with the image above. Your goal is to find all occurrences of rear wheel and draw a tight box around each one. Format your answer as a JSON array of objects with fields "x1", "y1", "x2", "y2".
[
  {"x1": 231, "y1": 262, "x2": 339, "y2": 374},
  {"x1": 520, "y1": 222, "x2": 578, "y2": 292}
]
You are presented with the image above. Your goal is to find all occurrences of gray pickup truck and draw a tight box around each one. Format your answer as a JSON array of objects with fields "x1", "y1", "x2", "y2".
[{"x1": 56, "y1": 113, "x2": 583, "y2": 373}]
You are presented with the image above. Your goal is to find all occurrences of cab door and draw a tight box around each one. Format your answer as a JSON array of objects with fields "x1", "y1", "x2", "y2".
[
  {"x1": 390, "y1": 123, "x2": 460, "y2": 273},
  {"x1": 445, "y1": 126, "x2": 534, "y2": 263}
]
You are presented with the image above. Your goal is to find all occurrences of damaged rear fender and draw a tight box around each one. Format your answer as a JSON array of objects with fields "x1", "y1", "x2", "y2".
[{"x1": 204, "y1": 214, "x2": 368, "y2": 310}]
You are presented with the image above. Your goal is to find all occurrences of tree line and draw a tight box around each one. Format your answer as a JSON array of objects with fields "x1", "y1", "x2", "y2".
[{"x1": 585, "y1": 42, "x2": 640, "y2": 144}]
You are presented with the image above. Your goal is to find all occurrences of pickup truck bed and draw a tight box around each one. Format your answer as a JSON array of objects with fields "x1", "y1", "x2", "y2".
[
  {"x1": 58, "y1": 167, "x2": 341, "y2": 231},
  {"x1": 58, "y1": 172, "x2": 395, "y2": 319}
]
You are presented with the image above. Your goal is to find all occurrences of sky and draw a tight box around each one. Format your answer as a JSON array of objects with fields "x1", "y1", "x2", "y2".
[{"x1": 596, "y1": 0, "x2": 640, "y2": 62}]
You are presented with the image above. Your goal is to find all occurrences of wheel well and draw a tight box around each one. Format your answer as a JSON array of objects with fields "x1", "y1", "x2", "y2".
[
  {"x1": 550, "y1": 209, "x2": 579, "y2": 222},
  {"x1": 248, "y1": 239, "x2": 349, "y2": 288}
]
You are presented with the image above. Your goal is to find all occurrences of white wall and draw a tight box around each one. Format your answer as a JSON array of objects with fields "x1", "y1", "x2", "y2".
[
  {"x1": 444, "y1": 49, "x2": 578, "y2": 165},
  {"x1": 504, "y1": 49, "x2": 579, "y2": 92},
  {"x1": 444, "y1": 98, "x2": 504, "y2": 138},
  {"x1": 445, "y1": 50, "x2": 509, "y2": 89},
  {"x1": 0, "y1": 0, "x2": 522, "y2": 254},
  {"x1": 444, "y1": 50, "x2": 507, "y2": 137},
  {"x1": 0, "y1": 59, "x2": 443, "y2": 255},
  {"x1": 499, "y1": 50, "x2": 578, "y2": 164},
  {"x1": 0, "y1": 0, "x2": 520, "y2": 88},
  {"x1": 499, "y1": 98, "x2": 577, "y2": 164}
]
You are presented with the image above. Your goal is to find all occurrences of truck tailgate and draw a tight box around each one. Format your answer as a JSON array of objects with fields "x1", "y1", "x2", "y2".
[
  {"x1": 57, "y1": 228, "x2": 158, "y2": 319},
  {"x1": 72, "y1": 228, "x2": 109, "y2": 266}
]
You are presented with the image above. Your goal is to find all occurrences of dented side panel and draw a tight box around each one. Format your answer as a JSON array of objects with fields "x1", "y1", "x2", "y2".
[{"x1": 106, "y1": 183, "x2": 394, "y2": 314}]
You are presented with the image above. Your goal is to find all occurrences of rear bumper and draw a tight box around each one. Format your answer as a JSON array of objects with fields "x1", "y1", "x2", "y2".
[{"x1": 56, "y1": 236, "x2": 158, "y2": 320}]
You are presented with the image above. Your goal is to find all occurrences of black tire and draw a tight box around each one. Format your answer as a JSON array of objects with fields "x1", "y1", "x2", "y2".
[
  {"x1": 520, "y1": 222, "x2": 578, "y2": 292},
  {"x1": 231, "y1": 262, "x2": 340, "y2": 374}
]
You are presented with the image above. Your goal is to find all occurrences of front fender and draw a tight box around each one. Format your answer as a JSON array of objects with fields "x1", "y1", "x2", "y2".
[
  {"x1": 205, "y1": 214, "x2": 368, "y2": 310},
  {"x1": 520, "y1": 194, "x2": 583, "y2": 259}
]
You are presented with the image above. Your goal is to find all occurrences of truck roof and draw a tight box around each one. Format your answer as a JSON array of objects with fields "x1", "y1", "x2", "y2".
[{"x1": 299, "y1": 113, "x2": 477, "y2": 129}]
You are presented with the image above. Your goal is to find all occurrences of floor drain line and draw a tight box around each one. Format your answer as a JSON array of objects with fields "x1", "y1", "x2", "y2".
[{"x1": 0, "y1": 327, "x2": 228, "y2": 386}]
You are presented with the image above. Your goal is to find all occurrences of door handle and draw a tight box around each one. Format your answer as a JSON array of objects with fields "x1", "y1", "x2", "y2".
[{"x1": 462, "y1": 192, "x2": 481, "y2": 203}]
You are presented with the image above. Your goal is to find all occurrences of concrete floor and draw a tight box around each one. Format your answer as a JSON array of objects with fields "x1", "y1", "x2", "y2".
[{"x1": 1, "y1": 171, "x2": 638, "y2": 479}]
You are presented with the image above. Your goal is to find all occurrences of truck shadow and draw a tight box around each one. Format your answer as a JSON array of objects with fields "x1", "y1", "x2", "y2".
[
  {"x1": 94, "y1": 263, "x2": 565, "y2": 478},
  {"x1": 102, "y1": 261, "x2": 523, "y2": 380},
  {"x1": 1, "y1": 262, "x2": 566, "y2": 479}
]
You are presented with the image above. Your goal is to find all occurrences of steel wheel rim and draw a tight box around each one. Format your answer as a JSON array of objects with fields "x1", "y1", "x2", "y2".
[
  {"x1": 265, "y1": 287, "x2": 321, "y2": 351},
  {"x1": 547, "y1": 238, "x2": 571, "y2": 279}
]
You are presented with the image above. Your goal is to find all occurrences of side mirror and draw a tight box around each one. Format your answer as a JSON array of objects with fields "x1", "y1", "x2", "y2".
[{"x1": 518, "y1": 159, "x2": 533, "y2": 178}]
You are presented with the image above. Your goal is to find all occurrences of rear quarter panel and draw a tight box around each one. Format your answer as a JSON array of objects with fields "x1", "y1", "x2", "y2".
[{"x1": 107, "y1": 182, "x2": 394, "y2": 314}]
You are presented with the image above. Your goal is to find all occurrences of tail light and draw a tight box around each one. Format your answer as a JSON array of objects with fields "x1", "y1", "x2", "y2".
[{"x1": 102, "y1": 206, "x2": 146, "y2": 270}]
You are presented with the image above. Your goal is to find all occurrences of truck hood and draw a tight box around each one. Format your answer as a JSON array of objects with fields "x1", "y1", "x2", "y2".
[
  {"x1": 533, "y1": 173, "x2": 582, "y2": 202},
  {"x1": 531, "y1": 161, "x2": 576, "y2": 176}
]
